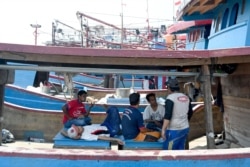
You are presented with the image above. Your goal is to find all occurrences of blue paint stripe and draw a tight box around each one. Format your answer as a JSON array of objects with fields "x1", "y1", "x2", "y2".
[{"x1": 1, "y1": 157, "x2": 250, "y2": 167}]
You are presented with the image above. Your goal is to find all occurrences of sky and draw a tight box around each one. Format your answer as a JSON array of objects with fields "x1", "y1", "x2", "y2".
[{"x1": 0, "y1": 0, "x2": 176, "y2": 45}]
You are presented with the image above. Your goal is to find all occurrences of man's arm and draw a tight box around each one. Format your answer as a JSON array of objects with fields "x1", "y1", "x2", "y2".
[
  {"x1": 84, "y1": 102, "x2": 94, "y2": 117},
  {"x1": 161, "y1": 119, "x2": 170, "y2": 140},
  {"x1": 62, "y1": 104, "x2": 72, "y2": 120},
  {"x1": 187, "y1": 99, "x2": 193, "y2": 121},
  {"x1": 139, "y1": 126, "x2": 152, "y2": 133},
  {"x1": 161, "y1": 99, "x2": 174, "y2": 140},
  {"x1": 97, "y1": 136, "x2": 124, "y2": 145}
]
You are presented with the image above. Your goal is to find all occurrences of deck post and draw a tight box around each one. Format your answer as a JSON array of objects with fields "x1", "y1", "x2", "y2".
[
  {"x1": 201, "y1": 65, "x2": 216, "y2": 149},
  {"x1": 0, "y1": 84, "x2": 4, "y2": 145},
  {"x1": 0, "y1": 69, "x2": 7, "y2": 146}
]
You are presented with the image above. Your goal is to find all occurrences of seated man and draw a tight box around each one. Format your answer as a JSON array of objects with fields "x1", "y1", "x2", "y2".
[
  {"x1": 62, "y1": 90, "x2": 94, "y2": 128},
  {"x1": 61, "y1": 105, "x2": 123, "y2": 145},
  {"x1": 61, "y1": 124, "x2": 124, "y2": 145},
  {"x1": 121, "y1": 93, "x2": 161, "y2": 142},
  {"x1": 101, "y1": 106, "x2": 122, "y2": 137},
  {"x1": 143, "y1": 93, "x2": 165, "y2": 131}
]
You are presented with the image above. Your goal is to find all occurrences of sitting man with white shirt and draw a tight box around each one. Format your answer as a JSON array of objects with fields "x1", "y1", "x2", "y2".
[{"x1": 143, "y1": 93, "x2": 165, "y2": 132}]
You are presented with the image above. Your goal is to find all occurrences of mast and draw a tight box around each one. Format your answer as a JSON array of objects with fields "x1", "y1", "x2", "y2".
[
  {"x1": 146, "y1": 0, "x2": 150, "y2": 34},
  {"x1": 121, "y1": 0, "x2": 124, "y2": 48}
]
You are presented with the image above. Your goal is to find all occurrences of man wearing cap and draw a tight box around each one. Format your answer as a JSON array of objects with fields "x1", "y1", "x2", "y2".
[
  {"x1": 62, "y1": 90, "x2": 94, "y2": 128},
  {"x1": 162, "y1": 78, "x2": 193, "y2": 150}
]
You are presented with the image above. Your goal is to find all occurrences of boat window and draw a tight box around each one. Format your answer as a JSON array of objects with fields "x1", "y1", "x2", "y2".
[
  {"x1": 190, "y1": 31, "x2": 193, "y2": 42},
  {"x1": 191, "y1": 31, "x2": 194, "y2": 42},
  {"x1": 229, "y1": 3, "x2": 239, "y2": 26},
  {"x1": 215, "y1": 14, "x2": 221, "y2": 33},
  {"x1": 204, "y1": 25, "x2": 210, "y2": 38},
  {"x1": 196, "y1": 29, "x2": 201, "y2": 41},
  {"x1": 193, "y1": 30, "x2": 196, "y2": 41},
  {"x1": 221, "y1": 8, "x2": 229, "y2": 30},
  {"x1": 200, "y1": 28, "x2": 204, "y2": 39}
]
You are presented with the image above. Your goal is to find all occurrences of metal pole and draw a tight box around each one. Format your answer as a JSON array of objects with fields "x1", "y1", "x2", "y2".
[
  {"x1": 121, "y1": 0, "x2": 124, "y2": 48},
  {"x1": 147, "y1": 0, "x2": 150, "y2": 33},
  {"x1": 30, "y1": 24, "x2": 41, "y2": 45},
  {"x1": 80, "y1": 16, "x2": 84, "y2": 47},
  {"x1": 0, "y1": 64, "x2": 228, "y2": 77},
  {"x1": 52, "y1": 22, "x2": 55, "y2": 45}
]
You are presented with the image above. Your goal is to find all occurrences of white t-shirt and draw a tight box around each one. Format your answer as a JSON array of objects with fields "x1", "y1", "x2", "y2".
[
  {"x1": 166, "y1": 93, "x2": 190, "y2": 130},
  {"x1": 143, "y1": 104, "x2": 165, "y2": 121},
  {"x1": 81, "y1": 124, "x2": 109, "y2": 141}
]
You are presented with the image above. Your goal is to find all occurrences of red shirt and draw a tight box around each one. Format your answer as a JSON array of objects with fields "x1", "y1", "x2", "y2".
[{"x1": 62, "y1": 99, "x2": 87, "y2": 123}]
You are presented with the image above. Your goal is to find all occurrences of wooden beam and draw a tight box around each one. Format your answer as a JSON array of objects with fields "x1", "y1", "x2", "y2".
[
  {"x1": 187, "y1": 6, "x2": 201, "y2": 15},
  {"x1": 200, "y1": 0, "x2": 214, "y2": 6},
  {"x1": 200, "y1": 4, "x2": 217, "y2": 14},
  {"x1": 2, "y1": 52, "x2": 250, "y2": 67},
  {"x1": 201, "y1": 65, "x2": 216, "y2": 149},
  {"x1": 187, "y1": 0, "x2": 224, "y2": 15},
  {"x1": 186, "y1": 0, "x2": 202, "y2": 15}
]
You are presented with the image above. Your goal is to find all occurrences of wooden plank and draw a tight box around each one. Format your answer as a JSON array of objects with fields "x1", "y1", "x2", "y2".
[
  {"x1": 122, "y1": 140, "x2": 163, "y2": 150},
  {"x1": 224, "y1": 105, "x2": 250, "y2": 146},
  {"x1": 221, "y1": 74, "x2": 250, "y2": 97},
  {"x1": 223, "y1": 96, "x2": 250, "y2": 109}
]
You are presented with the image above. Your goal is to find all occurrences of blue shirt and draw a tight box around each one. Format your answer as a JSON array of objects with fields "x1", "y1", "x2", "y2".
[{"x1": 121, "y1": 106, "x2": 144, "y2": 140}]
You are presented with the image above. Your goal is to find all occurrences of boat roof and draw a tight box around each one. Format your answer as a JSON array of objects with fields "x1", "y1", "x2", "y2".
[
  {"x1": 0, "y1": 42, "x2": 250, "y2": 69},
  {"x1": 167, "y1": 20, "x2": 212, "y2": 34}
]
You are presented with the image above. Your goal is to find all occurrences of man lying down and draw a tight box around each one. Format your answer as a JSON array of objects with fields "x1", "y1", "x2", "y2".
[
  {"x1": 61, "y1": 124, "x2": 124, "y2": 145},
  {"x1": 61, "y1": 106, "x2": 124, "y2": 145}
]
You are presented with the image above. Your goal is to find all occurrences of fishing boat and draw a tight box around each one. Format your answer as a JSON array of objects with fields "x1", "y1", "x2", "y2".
[
  {"x1": 3, "y1": 83, "x2": 221, "y2": 142},
  {"x1": 49, "y1": 74, "x2": 168, "y2": 99},
  {"x1": 169, "y1": 0, "x2": 250, "y2": 148},
  {"x1": 49, "y1": 73, "x2": 145, "y2": 90},
  {"x1": 3, "y1": 84, "x2": 148, "y2": 141}
]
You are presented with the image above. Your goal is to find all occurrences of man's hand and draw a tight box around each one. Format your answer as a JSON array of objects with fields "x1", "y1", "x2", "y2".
[
  {"x1": 161, "y1": 131, "x2": 166, "y2": 141},
  {"x1": 116, "y1": 139, "x2": 124, "y2": 145},
  {"x1": 89, "y1": 102, "x2": 95, "y2": 108},
  {"x1": 154, "y1": 121, "x2": 162, "y2": 127},
  {"x1": 77, "y1": 115, "x2": 84, "y2": 119}
]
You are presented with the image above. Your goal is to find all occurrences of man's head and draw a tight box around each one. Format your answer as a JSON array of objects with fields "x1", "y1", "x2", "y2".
[
  {"x1": 165, "y1": 78, "x2": 180, "y2": 92},
  {"x1": 77, "y1": 90, "x2": 87, "y2": 102},
  {"x1": 67, "y1": 124, "x2": 84, "y2": 139},
  {"x1": 129, "y1": 92, "x2": 140, "y2": 106},
  {"x1": 146, "y1": 93, "x2": 157, "y2": 105}
]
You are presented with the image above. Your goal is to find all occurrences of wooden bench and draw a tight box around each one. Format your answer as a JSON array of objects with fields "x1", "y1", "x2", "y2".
[{"x1": 121, "y1": 140, "x2": 163, "y2": 150}]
